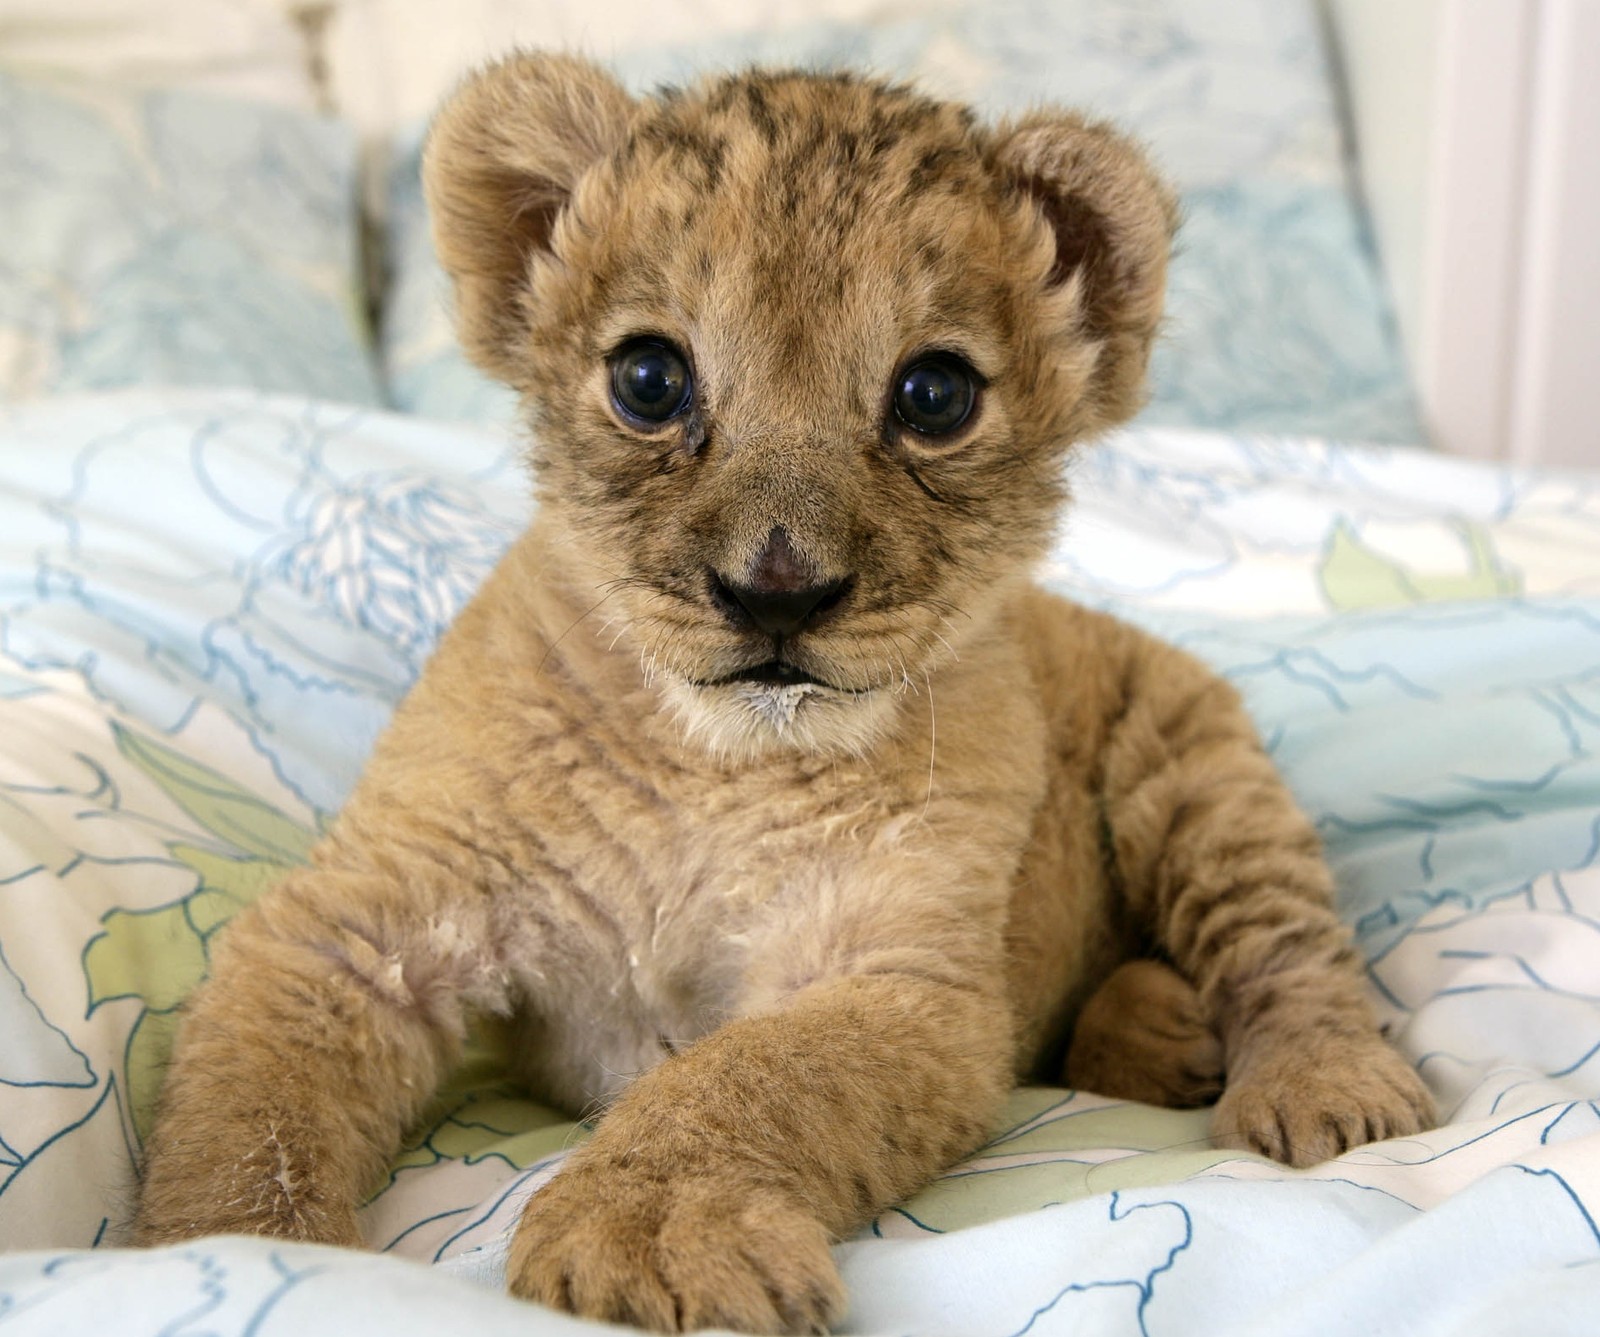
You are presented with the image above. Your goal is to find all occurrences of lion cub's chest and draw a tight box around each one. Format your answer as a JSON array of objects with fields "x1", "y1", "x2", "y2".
[{"x1": 499, "y1": 716, "x2": 901, "y2": 1112}]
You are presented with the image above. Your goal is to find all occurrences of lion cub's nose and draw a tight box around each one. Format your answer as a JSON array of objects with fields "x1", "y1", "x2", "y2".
[{"x1": 709, "y1": 527, "x2": 853, "y2": 639}]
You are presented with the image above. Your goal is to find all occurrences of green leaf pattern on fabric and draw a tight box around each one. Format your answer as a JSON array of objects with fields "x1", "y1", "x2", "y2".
[
  {"x1": 110, "y1": 724, "x2": 317, "y2": 866},
  {"x1": 83, "y1": 727, "x2": 313, "y2": 1140},
  {"x1": 880, "y1": 1092, "x2": 1239, "y2": 1234},
  {"x1": 1319, "y1": 520, "x2": 1520, "y2": 611}
]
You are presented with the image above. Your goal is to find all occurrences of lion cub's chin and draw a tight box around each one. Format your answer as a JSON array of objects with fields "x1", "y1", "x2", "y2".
[{"x1": 660, "y1": 675, "x2": 905, "y2": 763}]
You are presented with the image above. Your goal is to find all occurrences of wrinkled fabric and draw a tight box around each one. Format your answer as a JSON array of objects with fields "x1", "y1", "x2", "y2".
[{"x1": 1, "y1": 390, "x2": 1596, "y2": 1333}]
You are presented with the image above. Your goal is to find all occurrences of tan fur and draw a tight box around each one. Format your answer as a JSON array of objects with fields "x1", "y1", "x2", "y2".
[{"x1": 133, "y1": 54, "x2": 1434, "y2": 1333}]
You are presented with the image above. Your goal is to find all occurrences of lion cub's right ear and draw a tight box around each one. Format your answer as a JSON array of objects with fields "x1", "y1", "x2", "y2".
[{"x1": 423, "y1": 52, "x2": 635, "y2": 382}]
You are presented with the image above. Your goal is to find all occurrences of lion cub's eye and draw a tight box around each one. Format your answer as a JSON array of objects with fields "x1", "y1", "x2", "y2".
[
  {"x1": 891, "y1": 354, "x2": 978, "y2": 437},
  {"x1": 609, "y1": 339, "x2": 694, "y2": 424}
]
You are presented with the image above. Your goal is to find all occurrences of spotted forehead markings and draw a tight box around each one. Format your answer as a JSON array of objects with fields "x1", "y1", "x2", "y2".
[
  {"x1": 626, "y1": 72, "x2": 980, "y2": 201},
  {"x1": 592, "y1": 76, "x2": 1019, "y2": 375}
]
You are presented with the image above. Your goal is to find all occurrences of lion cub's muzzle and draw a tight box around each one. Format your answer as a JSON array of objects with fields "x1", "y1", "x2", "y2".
[{"x1": 706, "y1": 526, "x2": 854, "y2": 642}]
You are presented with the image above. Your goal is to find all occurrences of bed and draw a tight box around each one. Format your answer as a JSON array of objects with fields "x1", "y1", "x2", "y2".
[{"x1": 2, "y1": 2, "x2": 1598, "y2": 1333}]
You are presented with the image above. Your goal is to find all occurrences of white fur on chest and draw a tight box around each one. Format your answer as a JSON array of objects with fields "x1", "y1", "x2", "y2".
[{"x1": 498, "y1": 759, "x2": 883, "y2": 1112}]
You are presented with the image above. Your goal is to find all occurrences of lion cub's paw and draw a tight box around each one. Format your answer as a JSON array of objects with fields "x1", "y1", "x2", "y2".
[
  {"x1": 1212, "y1": 1033, "x2": 1435, "y2": 1168},
  {"x1": 1065, "y1": 960, "x2": 1224, "y2": 1108},
  {"x1": 509, "y1": 1155, "x2": 845, "y2": 1334}
]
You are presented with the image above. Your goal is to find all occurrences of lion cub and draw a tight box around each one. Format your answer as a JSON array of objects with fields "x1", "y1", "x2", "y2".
[{"x1": 134, "y1": 54, "x2": 1434, "y2": 1334}]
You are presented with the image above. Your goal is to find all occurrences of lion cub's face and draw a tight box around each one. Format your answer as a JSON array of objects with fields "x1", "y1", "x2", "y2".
[{"x1": 426, "y1": 57, "x2": 1173, "y2": 758}]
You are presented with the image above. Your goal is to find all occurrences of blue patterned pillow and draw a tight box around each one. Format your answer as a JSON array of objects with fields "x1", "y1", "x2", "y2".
[
  {"x1": 376, "y1": 0, "x2": 1419, "y2": 443},
  {"x1": 0, "y1": 71, "x2": 381, "y2": 405}
]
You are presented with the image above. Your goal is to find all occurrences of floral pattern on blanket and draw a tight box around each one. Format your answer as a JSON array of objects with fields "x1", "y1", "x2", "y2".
[{"x1": 1, "y1": 390, "x2": 1598, "y2": 1334}]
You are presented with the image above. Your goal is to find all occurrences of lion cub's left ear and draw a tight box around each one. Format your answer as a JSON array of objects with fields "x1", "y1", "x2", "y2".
[
  {"x1": 990, "y1": 113, "x2": 1178, "y2": 427},
  {"x1": 424, "y1": 52, "x2": 635, "y2": 382}
]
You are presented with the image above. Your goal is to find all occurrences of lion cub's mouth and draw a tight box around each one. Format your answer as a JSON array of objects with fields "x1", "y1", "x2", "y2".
[
  {"x1": 692, "y1": 659, "x2": 874, "y2": 695},
  {"x1": 702, "y1": 660, "x2": 830, "y2": 689}
]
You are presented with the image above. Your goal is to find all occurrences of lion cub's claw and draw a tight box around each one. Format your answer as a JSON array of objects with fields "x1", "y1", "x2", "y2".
[
  {"x1": 1213, "y1": 1034, "x2": 1435, "y2": 1168},
  {"x1": 509, "y1": 1157, "x2": 844, "y2": 1335}
]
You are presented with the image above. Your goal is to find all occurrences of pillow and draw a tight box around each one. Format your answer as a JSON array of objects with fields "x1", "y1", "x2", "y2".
[
  {"x1": 0, "y1": 71, "x2": 382, "y2": 405},
  {"x1": 323, "y1": 0, "x2": 966, "y2": 143},
  {"x1": 0, "y1": 0, "x2": 318, "y2": 111},
  {"x1": 373, "y1": 0, "x2": 1420, "y2": 442}
]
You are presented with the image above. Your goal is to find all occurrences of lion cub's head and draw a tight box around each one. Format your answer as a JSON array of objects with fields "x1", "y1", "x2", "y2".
[{"x1": 425, "y1": 53, "x2": 1174, "y2": 759}]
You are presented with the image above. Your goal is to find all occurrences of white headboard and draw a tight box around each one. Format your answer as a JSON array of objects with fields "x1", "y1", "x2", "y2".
[{"x1": 1322, "y1": 0, "x2": 1599, "y2": 468}]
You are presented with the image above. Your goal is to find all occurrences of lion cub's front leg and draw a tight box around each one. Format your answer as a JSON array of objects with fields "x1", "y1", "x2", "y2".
[
  {"x1": 1095, "y1": 620, "x2": 1435, "y2": 1165},
  {"x1": 134, "y1": 863, "x2": 492, "y2": 1245},
  {"x1": 510, "y1": 902, "x2": 1014, "y2": 1334}
]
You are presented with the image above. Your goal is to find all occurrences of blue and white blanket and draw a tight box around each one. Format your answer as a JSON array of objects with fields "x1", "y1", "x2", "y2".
[{"x1": 1, "y1": 390, "x2": 1597, "y2": 1335}]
